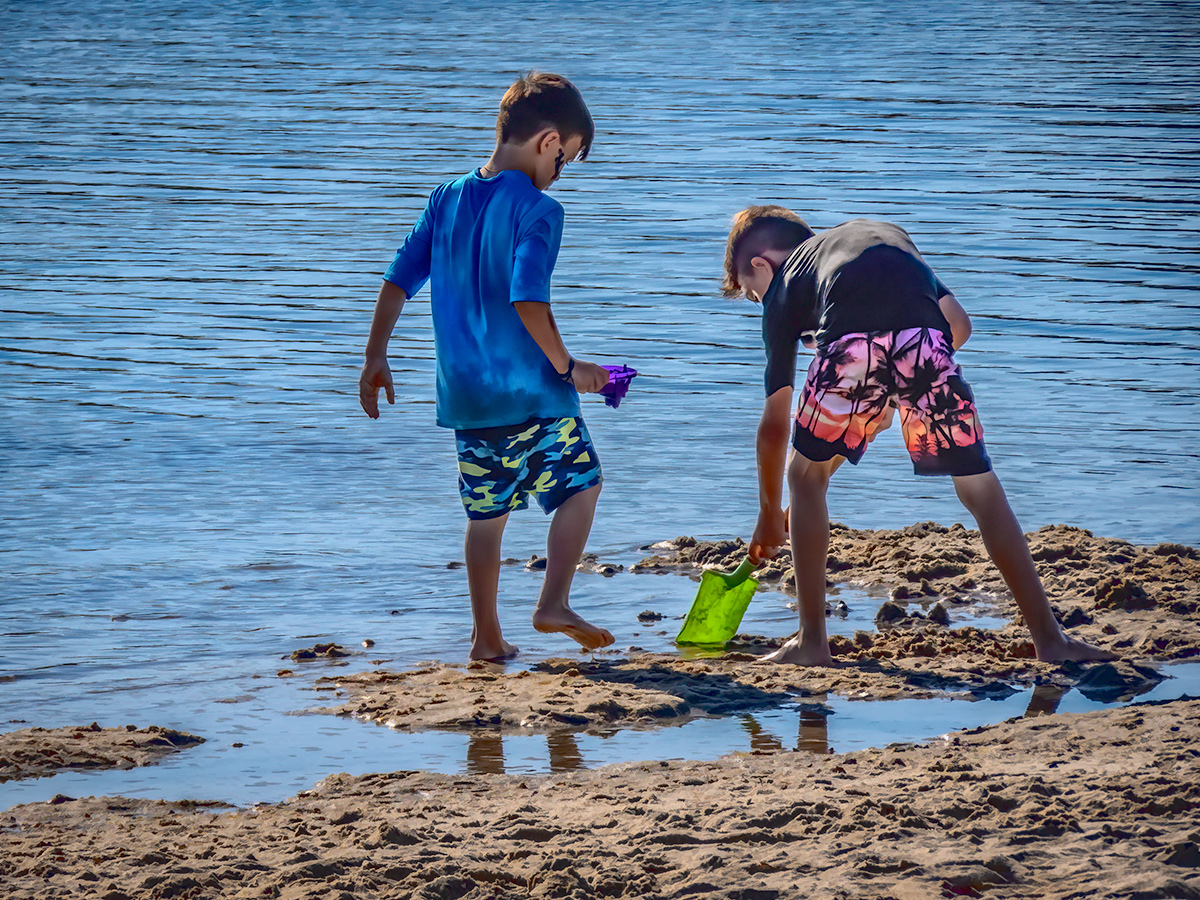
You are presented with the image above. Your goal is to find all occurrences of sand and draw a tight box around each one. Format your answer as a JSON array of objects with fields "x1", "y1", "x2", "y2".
[
  {"x1": 0, "y1": 724, "x2": 205, "y2": 784},
  {"x1": 313, "y1": 664, "x2": 694, "y2": 733},
  {"x1": 634, "y1": 523, "x2": 1200, "y2": 670},
  {"x1": 3, "y1": 522, "x2": 1199, "y2": 898},
  {"x1": 2, "y1": 700, "x2": 1198, "y2": 899}
]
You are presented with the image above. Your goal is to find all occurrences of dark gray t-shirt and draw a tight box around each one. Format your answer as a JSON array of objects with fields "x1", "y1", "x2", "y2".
[{"x1": 762, "y1": 219, "x2": 954, "y2": 396}]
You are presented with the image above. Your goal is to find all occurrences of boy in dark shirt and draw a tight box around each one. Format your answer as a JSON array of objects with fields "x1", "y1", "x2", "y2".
[{"x1": 724, "y1": 206, "x2": 1114, "y2": 666}]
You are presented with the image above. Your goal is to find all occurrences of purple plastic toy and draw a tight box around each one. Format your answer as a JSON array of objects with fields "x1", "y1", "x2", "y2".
[{"x1": 599, "y1": 364, "x2": 638, "y2": 408}]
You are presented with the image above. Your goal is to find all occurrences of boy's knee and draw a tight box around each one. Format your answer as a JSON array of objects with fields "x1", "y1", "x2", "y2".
[
  {"x1": 788, "y1": 454, "x2": 836, "y2": 493},
  {"x1": 953, "y1": 471, "x2": 1003, "y2": 512},
  {"x1": 576, "y1": 480, "x2": 602, "y2": 502}
]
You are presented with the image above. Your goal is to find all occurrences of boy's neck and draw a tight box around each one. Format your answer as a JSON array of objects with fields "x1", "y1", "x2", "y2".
[
  {"x1": 761, "y1": 248, "x2": 794, "y2": 269},
  {"x1": 479, "y1": 142, "x2": 537, "y2": 185}
]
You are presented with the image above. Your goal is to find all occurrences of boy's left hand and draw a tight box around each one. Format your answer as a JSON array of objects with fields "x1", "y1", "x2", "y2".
[{"x1": 570, "y1": 360, "x2": 611, "y2": 394}]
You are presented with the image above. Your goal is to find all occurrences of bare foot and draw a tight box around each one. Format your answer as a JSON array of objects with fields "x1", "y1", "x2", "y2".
[
  {"x1": 760, "y1": 636, "x2": 835, "y2": 667},
  {"x1": 469, "y1": 637, "x2": 518, "y2": 662},
  {"x1": 1035, "y1": 634, "x2": 1118, "y2": 664},
  {"x1": 532, "y1": 605, "x2": 614, "y2": 651}
]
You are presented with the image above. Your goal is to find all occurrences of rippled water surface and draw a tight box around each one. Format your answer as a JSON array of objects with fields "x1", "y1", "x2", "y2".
[{"x1": 2, "y1": 1, "x2": 1198, "y2": 806}]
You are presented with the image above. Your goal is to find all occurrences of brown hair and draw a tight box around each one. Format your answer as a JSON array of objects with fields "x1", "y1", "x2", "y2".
[
  {"x1": 496, "y1": 72, "x2": 594, "y2": 160},
  {"x1": 721, "y1": 205, "x2": 814, "y2": 298}
]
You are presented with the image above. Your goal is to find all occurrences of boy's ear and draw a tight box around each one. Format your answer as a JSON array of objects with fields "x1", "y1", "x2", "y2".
[
  {"x1": 750, "y1": 255, "x2": 775, "y2": 275},
  {"x1": 535, "y1": 129, "x2": 561, "y2": 154}
]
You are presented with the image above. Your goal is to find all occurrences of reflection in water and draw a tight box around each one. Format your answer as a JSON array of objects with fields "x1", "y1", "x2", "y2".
[
  {"x1": 465, "y1": 731, "x2": 506, "y2": 776},
  {"x1": 796, "y1": 707, "x2": 833, "y2": 756},
  {"x1": 741, "y1": 714, "x2": 784, "y2": 754},
  {"x1": 467, "y1": 708, "x2": 832, "y2": 776},
  {"x1": 1024, "y1": 684, "x2": 1066, "y2": 718},
  {"x1": 547, "y1": 731, "x2": 584, "y2": 773},
  {"x1": 741, "y1": 702, "x2": 832, "y2": 756},
  {"x1": 465, "y1": 730, "x2": 586, "y2": 776}
]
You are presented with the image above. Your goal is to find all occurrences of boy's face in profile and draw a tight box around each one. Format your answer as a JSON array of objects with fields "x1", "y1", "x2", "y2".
[{"x1": 532, "y1": 132, "x2": 584, "y2": 191}]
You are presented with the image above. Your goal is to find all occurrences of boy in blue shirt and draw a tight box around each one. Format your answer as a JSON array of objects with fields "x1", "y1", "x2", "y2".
[
  {"x1": 360, "y1": 73, "x2": 614, "y2": 661},
  {"x1": 724, "y1": 206, "x2": 1114, "y2": 666}
]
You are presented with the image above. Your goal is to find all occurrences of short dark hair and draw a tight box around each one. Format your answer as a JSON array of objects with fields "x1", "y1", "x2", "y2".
[
  {"x1": 496, "y1": 72, "x2": 594, "y2": 160},
  {"x1": 721, "y1": 205, "x2": 814, "y2": 298}
]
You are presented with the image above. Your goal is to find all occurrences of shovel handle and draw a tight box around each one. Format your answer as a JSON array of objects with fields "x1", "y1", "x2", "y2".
[{"x1": 727, "y1": 557, "x2": 759, "y2": 587}]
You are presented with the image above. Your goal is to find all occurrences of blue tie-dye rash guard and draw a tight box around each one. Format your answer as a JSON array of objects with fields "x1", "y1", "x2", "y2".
[{"x1": 383, "y1": 169, "x2": 581, "y2": 430}]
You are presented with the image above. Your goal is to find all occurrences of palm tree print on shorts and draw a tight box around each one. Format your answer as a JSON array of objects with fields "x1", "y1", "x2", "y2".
[{"x1": 795, "y1": 327, "x2": 989, "y2": 475}]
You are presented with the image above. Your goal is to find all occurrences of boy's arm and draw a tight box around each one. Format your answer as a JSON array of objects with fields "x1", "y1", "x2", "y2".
[
  {"x1": 938, "y1": 292, "x2": 972, "y2": 350},
  {"x1": 359, "y1": 280, "x2": 407, "y2": 419},
  {"x1": 362, "y1": 190, "x2": 436, "y2": 419},
  {"x1": 749, "y1": 386, "x2": 794, "y2": 563},
  {"x1": 511, "y1": 204, "x2": 609, "y2": 394},
  {"x1": 513, "y1": 301, "x2": 610, "y2": 394}
]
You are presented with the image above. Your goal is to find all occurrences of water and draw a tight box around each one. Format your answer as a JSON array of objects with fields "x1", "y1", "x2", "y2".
[
  {"x1": 2, "y1": 637, "x2": 1197, "y2": 808},
  {"x1": 2, "y1": 1, "x2": 1199, "y2": 808}
]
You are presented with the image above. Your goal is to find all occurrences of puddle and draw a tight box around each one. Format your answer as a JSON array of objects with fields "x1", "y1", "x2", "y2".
[
  {"x1": 4, "y1": 659, "x2": 1197, "y2": 811},
  {"x1": 356, "y1": 659, "x2": 1200, "y2": 778}
]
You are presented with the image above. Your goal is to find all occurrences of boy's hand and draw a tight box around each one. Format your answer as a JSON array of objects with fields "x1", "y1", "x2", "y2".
[
  {"x1": 359, "y1": 356, "x2": 395, "y2": 419},
  {"x1": 750, "y1": 506, "x2": 788, "y2": 563},
  {"x1": 569, "y1": 360, "x2": 610, "y2": 394}
]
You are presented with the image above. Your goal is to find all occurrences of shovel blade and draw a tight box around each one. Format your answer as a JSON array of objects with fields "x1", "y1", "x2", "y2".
[{"x1": 675, "y1": 566, "x2": 759, "y2": 646}]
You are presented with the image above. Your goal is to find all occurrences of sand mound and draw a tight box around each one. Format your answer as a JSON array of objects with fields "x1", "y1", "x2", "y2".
[
  {"x1": 316, "y1": 664, "x2": 697, "y2": 733},
  {"x1": 315, "y1": 641, "x2": 1178, "y2": 741},
  {"x1": 633, "y1": 524, "x2": 1200, "y2": 665},
  {"x1": 0, "y1": 724, "x2": 205, "y2": 783}
]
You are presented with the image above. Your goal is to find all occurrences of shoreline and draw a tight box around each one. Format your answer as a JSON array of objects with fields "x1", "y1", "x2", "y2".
[
  {"x1": 3, "y1": 699, "x2": 1198, "y2": 899},
  {"x1": 2, "y1": 522, "x2": 1199, "y2": 898}
]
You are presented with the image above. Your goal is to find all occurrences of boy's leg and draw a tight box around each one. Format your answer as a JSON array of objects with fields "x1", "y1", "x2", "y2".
[
  {"x1": 953, "y1": 471, "x2": 1114, "y2": 662},
  {"x1": 766, "y1": 332, "x2": 881, "y2": 666},
  {"x1": 465, "y1": 512, "x2": 518, "y2": 660},
  {"x1": 886, "y1": 328, "x2": 1110, "y2": 662},
  {"x1": 531, "y1": 483, "x2": 615, "y2": 651},
  {"x1": 764, "y1": 453, "x2": 842, "y2": 666}
]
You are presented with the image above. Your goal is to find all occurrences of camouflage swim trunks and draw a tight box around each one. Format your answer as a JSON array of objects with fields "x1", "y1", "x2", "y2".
[{"x1": 455, "y1": 416, "x2": 603, "y2": 520}]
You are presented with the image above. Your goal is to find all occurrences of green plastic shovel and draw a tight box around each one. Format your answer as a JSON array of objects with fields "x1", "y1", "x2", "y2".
[{"x1": 675, "y1": 557, "x2": 760, "y2": 645}]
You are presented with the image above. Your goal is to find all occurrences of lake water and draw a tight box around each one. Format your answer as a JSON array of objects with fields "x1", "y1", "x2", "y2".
[{"x1": 1, "y1": 0, "x2": 1198, "y2": 808}]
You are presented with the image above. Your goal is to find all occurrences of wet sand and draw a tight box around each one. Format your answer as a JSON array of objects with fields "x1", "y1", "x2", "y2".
[
  {"x1": 636, "y1": 522, "x2": 1200, "y2": 669},
  {"x1": 294, "y1": 524, "x2": 1198, "y2": 737},
  {"x1": 3, "y1": 701, "x2": 1198, "y2": 899},
  {"x1": 0, "y1": 725, "x2": 204, "y2": 784},
  {"x1": 2, "y1": 523, "x2": 1199, "y2": 898}
]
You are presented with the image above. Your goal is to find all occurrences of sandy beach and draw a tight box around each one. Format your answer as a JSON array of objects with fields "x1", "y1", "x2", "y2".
[
  {"x1": 3, "y1": 701, "x2": 1198, "y2": 899},
  {"x1": 3, "y1": 522, "x2": 1199, "y2": 898},
  {"x1": 5, "y1": 2, "x2": 1199, "y2": 896}
]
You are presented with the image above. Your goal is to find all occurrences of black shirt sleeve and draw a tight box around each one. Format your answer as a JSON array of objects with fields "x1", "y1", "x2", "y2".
[{"x1": 761, "y1": 269, "x2": 816, "y2": 397}]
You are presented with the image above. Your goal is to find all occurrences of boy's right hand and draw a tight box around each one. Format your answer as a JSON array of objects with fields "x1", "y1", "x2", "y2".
[
  {"x1": 569, "y1": 360, "x2": 611, "y2": 394},
  {"x1": 359, "y1": 356, "x2": 395, "y2": 419},
  {"x1": 749, "y1": 506, "x2": 788, "y2": 564}
]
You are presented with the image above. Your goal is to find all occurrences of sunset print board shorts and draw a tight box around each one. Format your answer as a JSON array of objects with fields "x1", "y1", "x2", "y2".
[
  {"x1": 455, "y1": 416, "x2": 603, "y2": 520},
  {"x1": 793, "y1": 327, "x2": 992, "y2": 476}
]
